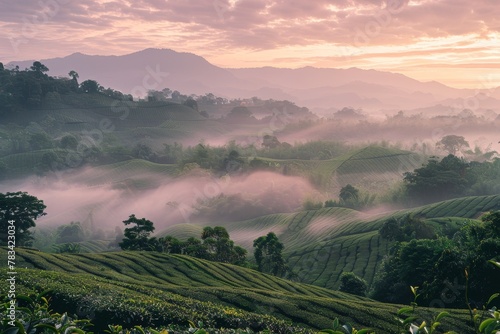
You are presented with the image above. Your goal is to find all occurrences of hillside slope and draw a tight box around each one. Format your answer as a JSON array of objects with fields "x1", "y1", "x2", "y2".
[
  {"x1": 0, "y1": 249, "x2": 471, "y2": 333},
  {"x1": 160, "y1": 195, "x2": 500, "y2": 290},
  {"x1": 258, "y1": 146, "x2": 422, "y2": 192}
]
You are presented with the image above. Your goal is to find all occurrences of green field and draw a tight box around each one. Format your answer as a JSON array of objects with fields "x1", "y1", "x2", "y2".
[
  {"x1": 160, "y1": 195, "x2": 500, "y2": 290},
  {"x1": 0, "y1": 248, "x2": 472, "y2": 333},
  {"x1": 258, "y1": 146, "x2": 423, "y2": 191}
]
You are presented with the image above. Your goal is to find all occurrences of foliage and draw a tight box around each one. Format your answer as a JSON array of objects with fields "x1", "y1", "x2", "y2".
[
  {"x1": 119, "y1": 215, "x2": 156, "y2": 251},
  {"x1": 253, "y1": 232, "x2": 289, "y2": 277},
  {"x1": 262, "y1": 135, "x2": 281, "y2": 149},
  {"x1": 158, "y1": 226, "x2": 247, "y2": 266},
  {"x1": 372, "y1": 211, "x2": 500, "y2": 308},
  {"x1": 56, "y1": 222, "x2": 86, "y2": 244},
  {"x1": 303, "y1": 199, "x2": 323, "y2": 210},
  {"x1": 403, "y1": 155, "x2": 472, "y2": 204},
  {"x1": 338, "y1": 272, "x2": 368, "y2": 297},
  {"x1": 339, "y1": 185, "x2": 359, "y2": 205},
  {"x1": 80, "y1": 79, "x2": 102, "y2": 93},
  {"x1": 1, "y1": 248, "x2": 479, "y2": 333},
  {"x1": 0, "y1": 191, "x2": 47, "y2": 246},
  {"x1": 379, "y1": 215, "x2": 436, "y2": 242},
  {"x1": 436, "y1": 135, "x2": 469, "y2": 155},
  {"x1": 60, "y1": 134, "x2": 78, "y2": 150},
  {"x1": 0, "y1": 290, "x2": 93, "y2": 334}
]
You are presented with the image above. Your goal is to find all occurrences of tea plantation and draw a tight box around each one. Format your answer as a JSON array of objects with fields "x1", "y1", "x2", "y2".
[{"x1": 0, "y1": 249, "x2": 472, "y2": 333}]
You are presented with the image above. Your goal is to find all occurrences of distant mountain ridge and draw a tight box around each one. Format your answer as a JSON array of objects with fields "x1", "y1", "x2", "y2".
[{"x1": 7, "y1": 48, "x2": 500, "y2": 113}]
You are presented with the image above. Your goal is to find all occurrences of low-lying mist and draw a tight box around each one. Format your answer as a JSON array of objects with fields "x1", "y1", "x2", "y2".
[{"x1": 1, "y1": 169, "x2": 320, "y2": 235}]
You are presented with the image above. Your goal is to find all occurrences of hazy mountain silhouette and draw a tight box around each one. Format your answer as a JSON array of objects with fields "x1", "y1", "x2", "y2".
[{"x1": 8, "y1": 48, "x2": 500, "y2": 112}]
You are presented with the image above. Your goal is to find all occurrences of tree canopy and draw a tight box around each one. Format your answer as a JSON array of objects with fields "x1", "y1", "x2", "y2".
[
  {"x1": 372, "y1": 211, "x2": 500, "y2": 307},
  {"x1": 339, "y1": 272, "x2": 368, "y2": 296},
  {"x1": 119, "y1": 214, "x2": 156, "y2": 251},
  {"x1": 436, "y1": 135, "x2": 469, "y2": 155},
  {"x1": 0, "y1": 191, "x2": 46, "y2": 246},
  {"x1": 403, "y1": 155, "x2": 472, "y2": 204},
  {"x1": 253, "y1": 232, "x2": 288, "y2": 277}
]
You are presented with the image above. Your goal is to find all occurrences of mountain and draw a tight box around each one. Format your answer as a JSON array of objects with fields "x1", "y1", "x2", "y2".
[
  {"x1": 7, "y1": 48, "x2": 500, "y2": 112},
  {"x1": 8, "y1": 48, "x2": 243, "y2": 98}
]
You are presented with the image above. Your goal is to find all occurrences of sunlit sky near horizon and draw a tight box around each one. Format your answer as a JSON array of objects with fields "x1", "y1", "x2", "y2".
[{"x1": 1, "y1": 0, "x2": 499, "y2": 89}]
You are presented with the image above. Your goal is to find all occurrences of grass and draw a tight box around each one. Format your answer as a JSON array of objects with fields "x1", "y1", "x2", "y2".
[{"x1": 0, "y1": 248, "x2": 472, "y2": 333}]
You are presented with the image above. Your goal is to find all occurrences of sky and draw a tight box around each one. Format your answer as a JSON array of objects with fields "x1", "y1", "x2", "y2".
[{"x1": 1, "y1": 0, "x2": 499, "y2": 88}]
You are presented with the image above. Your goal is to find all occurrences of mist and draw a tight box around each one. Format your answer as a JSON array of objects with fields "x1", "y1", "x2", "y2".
[{"x1": 0, "y1": 169, "x2": 320, "y2": 235}]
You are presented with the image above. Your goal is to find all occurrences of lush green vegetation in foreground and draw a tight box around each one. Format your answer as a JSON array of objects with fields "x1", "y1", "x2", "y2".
[{"x1": 0, "y1": 249, "x2": 473, "y2": 333}]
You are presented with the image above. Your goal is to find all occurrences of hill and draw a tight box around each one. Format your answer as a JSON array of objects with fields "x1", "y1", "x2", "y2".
[
  {"x1": 160, "y1": 195, "x2": 500, "y2": 290},
  {"x1": 9, "y1": 48, "x2": 499, "y2": 111},
  {"x1": 0, "y1": 248, "x2": 471, "y2": 333},
  {"x1": 258, "y1": 145, "x2": 422, "y2": 191}
]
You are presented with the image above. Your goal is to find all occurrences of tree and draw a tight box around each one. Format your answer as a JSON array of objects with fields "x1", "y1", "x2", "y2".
[
  {"x1": 68, "y1": 70, "x2": 79, "y2": 82},
  {"x1": 201, "y1": 226, "x2": 234, "y2": 262},
  {"x1": 379, "y1": 215, "x2": 436, "y2": 242},
  {"x1": 403, "y1": 155, "x2": 471, "y2": 204},
  {"x1": 80, "y1": 80, "x2": 101, "y2": 93},
  {"x1": 253, "y1": 232, "x2": 288, "y2": 277},
  {"x1": 225, "y1": 106, "x2": 255, "y2": 123},
  {"x1": 0, "y1": 192, "x2": 47, "y2": 246},
  {"x1": 262, "y1": 135, "x2": 281, "y2": 149},
  {"x1": 56, "y1": 222, "x2": 85, "y2": 243},
  {"x1": 132, "y1": 143, "x2": 155, "y2": 161},
  {"x1": 339, "y1": 184, "x2": 359, "y2": 207},
  {"x1": 68, "y1": 70, "x2": 79, "y2": 91},
  {"x1": 436, "y1": 135, "x2": 469, "y2": 155},
  {"x1": 60, "y1": 134, "x2": 78, "y2": 150},
  {"x1": 222, "y1": 150, "x2": 244, "y2": 173},
  {"x1": 29, "y1": 133, "x2": 53, "y2": 150},
  {"x1": 183, "y1": 98, "x2": 198, "y2": 111},
  {"x1": 379, "y1": 217, "x2": 403, "y2": 241},
  {"x1": 339, "y1": 272, "x2": 367, "y2": 296},
  {"x1": 30, "y1": 61, "x2": 49, "y2": 74},
  {"x1": 119, "y1": 214, "x2": 155, "y2": 251}
]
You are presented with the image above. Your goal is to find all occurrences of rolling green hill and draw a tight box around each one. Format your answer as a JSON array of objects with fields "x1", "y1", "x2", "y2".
[
  {"x1": 0, "y1": 248, "x2": 472, "y2": 333},
  {"x1": 160, "y1": 195, "x2": 500, "y2": 290},
  {"x1": 258, "y1": 146, "x2": 423, "y2": 191}
]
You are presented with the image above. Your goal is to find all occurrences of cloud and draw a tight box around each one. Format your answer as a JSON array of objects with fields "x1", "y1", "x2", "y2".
[
  {"x1": 0, "y1": 0, "x2": 498, "y2": 88},
  {"x1": 3, "y1": 0, "x2": 499, "y2": 51}
]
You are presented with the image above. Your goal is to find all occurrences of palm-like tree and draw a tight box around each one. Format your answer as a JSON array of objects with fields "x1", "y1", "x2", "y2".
[{"x1": 68, "y1": 70, "x2": 79, "y2": 83}]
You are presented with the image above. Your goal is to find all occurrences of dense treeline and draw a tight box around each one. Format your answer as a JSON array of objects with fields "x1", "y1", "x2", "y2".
[
  {"x1": 118, "y1": 215, "x2": 247, "y2": 266},
  {"x1": 0, "y1": 61, "x2": 132, "y2": 116},
  {"x1": 372, "y1": 211, "x2": 500, "y2": 308},
  {"x1": 403, "y1": 154, "x2": 500, "y2": 205}
]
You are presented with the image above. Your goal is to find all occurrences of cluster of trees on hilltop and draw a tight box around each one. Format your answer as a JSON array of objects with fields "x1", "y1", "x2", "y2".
[
  {"x1": 403, "y1": 154, "x2": 500, "y2": 205},
  {"x1": 117, "y1": 215, "x2": 247, "y2": 265},
  {"x1": 117, "y1": 214, "x2": 291, "y2": 277},
  {"x1": 373, "y1": 211, "x2": 500, "y2": 308},
  {"x1": 0, "y1": 61, "x2": 132, "y2": 116}
]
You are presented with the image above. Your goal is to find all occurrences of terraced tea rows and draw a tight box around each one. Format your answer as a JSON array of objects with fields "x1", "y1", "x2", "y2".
[
  {"x1": 258, "y1": 146, "x2": 422, "y2": 191},
  {"x1": 161, "y1": 195, "x2": 500, "y2": 290},
  {"x1": 0, "y1": 249, "x2": 472, "y2": 333}
]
